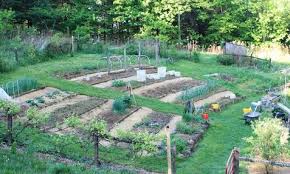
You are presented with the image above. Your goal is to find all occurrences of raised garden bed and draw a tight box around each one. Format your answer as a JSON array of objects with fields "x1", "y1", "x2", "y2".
[
  {"x1": 26, "y1": 90, "x2": 76, "y2": 109},
  {"x1": 46, "y1": 97, "x2": 108, "y2": 128},
  {"x1": 133, "y1": 112, "x2": 174, "y2": 134},
  {"x1": 97, "y1": 107, "x2": 141, "y2": 129},
  {"x1": 80, "y1": 67, "x2": 157, "y2": 85},
  {"x1": 141, "y1": 80, "x2": 201, "y2": 99},
  {"x1": 111, "y1": 74, "x2": 177, "y2": 91}
]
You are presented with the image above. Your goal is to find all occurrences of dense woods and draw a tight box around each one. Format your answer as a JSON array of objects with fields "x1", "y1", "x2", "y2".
[{"x1": 1, "y1": 0, "x2": 289, "y2": 45}]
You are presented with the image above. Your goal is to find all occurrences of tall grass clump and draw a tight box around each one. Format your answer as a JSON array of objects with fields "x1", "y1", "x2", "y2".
[
  {"x1": 180, "y1": 80, "x2": 218, "y2": 101},
  {"x1": 1, "y1": 77, "x2": 40, "y2": 97},
  {"x1": 0, "y1": 58, "x2": 16, "y2": 73}
]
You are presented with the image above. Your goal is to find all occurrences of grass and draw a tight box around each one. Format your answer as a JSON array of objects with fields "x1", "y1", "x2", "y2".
[{"x1": 0, "y1": 52, "x2": 287, "y2": 174}]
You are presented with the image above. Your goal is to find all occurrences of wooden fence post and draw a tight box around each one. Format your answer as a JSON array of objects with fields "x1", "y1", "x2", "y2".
[
  {"x1": 166, "y1": 125, "x2": 172, "y2": 174},
  {"x1": 233, "y1": 148, "x2": 240, "y2": 174},
  {"x1": 172, "y1": 142, "x2": 176, "y2": 174}
]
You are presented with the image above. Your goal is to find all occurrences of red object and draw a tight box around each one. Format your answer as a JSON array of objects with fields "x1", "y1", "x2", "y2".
[{"x1": 202, "y1": 113, "x2": 209, "y2": 120}]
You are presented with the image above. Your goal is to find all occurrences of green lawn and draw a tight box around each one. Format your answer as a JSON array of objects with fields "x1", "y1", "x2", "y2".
[{"x1": 0, "y1": 53, "x2": 286, "y2": 174}]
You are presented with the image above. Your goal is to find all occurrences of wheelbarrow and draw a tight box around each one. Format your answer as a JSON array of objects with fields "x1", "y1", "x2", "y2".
[{"x1": 243, "y1": 111, "x2": 261, "y2": 124}]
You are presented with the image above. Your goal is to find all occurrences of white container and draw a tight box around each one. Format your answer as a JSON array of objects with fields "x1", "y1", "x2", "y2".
[
  {"x1": 174, "y1": 72, "x2": 181, "y2": 77},
  {"x1": 158, "y1": 67, "x2": 167, "y2": 78},
  {"x1": 168, "y1": 70, "x2": 175, "y2": 76},
  {"x1": 153, "y1": 74, "x2": 160, "y2": 80},
  {"x1": 137, "y1": 70, "x2": 146, "y2": 82}
]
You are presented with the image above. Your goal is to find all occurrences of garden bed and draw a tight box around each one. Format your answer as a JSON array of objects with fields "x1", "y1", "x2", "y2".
[
  {"x1": 110, "y1": 74, "x2": 177, "y2": 91},
  {"x1": 45, "y1": 97, "x2": 108, "y2": 129},
  {"x1": 138, "y1": 79, "x2": 201, "y2": 99},
  {"x1": 72, "y1": 67, "x2": 157, "y2": 85},
  {"x1": 132, "y1": 112, "x2": 174, "y2": 134},
  {"x1": 97, "y1": 107, "x2": 141, "y2": 129}
]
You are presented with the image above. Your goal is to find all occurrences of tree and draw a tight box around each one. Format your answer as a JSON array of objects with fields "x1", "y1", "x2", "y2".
[
  {"x1": 65, "y1": 116, "x2": 107, "y2": 166},
  {"x1": 244, "y1": 117, "x2": 289, "y2": 173},
  {"x1": 0, "y1": 100, "x2": 21, "y2": 145}
]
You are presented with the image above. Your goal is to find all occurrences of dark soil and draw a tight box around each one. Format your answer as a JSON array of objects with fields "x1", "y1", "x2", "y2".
[
  {"x1": 133, "y1": 112, "x2": 174, "y2": 134},
  {"x1": 142, "y1": 80, "x2": 201, "y2": 99},
  {"x1": 97, "y1": 107, "x2": 140, "y2": 129},
  {"x1": 46, "y1": 97, "x2": 108, "y2": 128}
]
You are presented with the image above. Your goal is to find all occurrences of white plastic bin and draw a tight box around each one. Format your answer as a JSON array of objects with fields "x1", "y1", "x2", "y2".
[
  {"x1": 167, "y1": 70, "x2": 175, "y2": 76},
  {"x1": 158, "y1": 67, "x2": 167, "y2": 78},
  {"x1": 174, "y1": 71, "x2": 181, "y2": 77},
  {"x1": 137, "y1": 70, "x2": 146, "y2": 82}
]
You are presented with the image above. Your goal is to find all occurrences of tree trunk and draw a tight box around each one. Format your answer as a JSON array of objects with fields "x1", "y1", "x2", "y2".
[
  {"x1": 14, "y1": 49, "x2": 19, "y2": 63},
  {"x1": 94, "y1": 133, "x2": 101, "y2": 166},
  {"x1": 7, "y1": 114, "x2": 13, "y2": 146}
]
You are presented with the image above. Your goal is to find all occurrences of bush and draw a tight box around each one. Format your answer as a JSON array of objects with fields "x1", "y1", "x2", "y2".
[
  {"x1": 217, "y1": 55, "x2": 235, "y2": 65},
  {"x1": 112, "y1": 80, "x2": 126, "y2": 87},
  {"x1": 112, "y1": 95, "x2": 132, "y2": 113},
  {"x1": 182, "y1": 113, "x2": 193, "y2": 122},
  {"x1": 176, "y1": 121, "x2": 197, "y2": 134},
  {"x1": 244, "y1": 117, "x2": 289, "y2": 173}
]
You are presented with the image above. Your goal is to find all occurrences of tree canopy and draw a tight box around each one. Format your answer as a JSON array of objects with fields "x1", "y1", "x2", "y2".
[{"x1": 0, "y1": 0, "x2": 289, "y2": 45}]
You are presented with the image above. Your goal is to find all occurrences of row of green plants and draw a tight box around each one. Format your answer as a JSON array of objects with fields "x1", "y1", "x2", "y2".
[
  {"x1": 180, "y1": 80, "x2": 218, "y2": 102},
  {"x1": 1, "y1": 77, "x2": 40, "y2": 97}
]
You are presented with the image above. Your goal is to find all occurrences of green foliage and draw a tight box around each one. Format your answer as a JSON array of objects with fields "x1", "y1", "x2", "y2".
[
  {"x1": 86, "y1": 119, "x2": 107, "y2": 136},
  {"x1": 112, "y1": 95, "x2": 132, "y2": 113},
  {"x1": 117, "y1": 130, "x2": 161, "y2": 156},
  {"x1": 112, "y1": 80, "x2": 126, "y2": 87},
  {"x1": 0, "y1": 58, "x2": 16, "y2": 73},
  {"x1": 180, "y1": 80, "x2": 218, "y2": 101},
  {"x1": 176, "y1": 121, "x2": 197, "y2": 134},
  {"x1": 1, "y1": 77, "x2": 39, "y2": 97},
  {"x1": 0, "y1": 100, "x2": 21, "y2": 115},
  {"x1": 64, "y1": 115, "x2": 82, "y2": 128},
  {"x1": 216, "y1": 55, "x2": 235, "y2": 66},
  {"x1": 192, "y1": 51, "x2": 200, "y2": 63},
  {"x1": 26, "y1": 107, "x2": 49, "y2": 126},
  {"x1": 244, "y1": 117, "x2": 289, "y2": 161},
  {"x1": 182, "y1": 113, "x2": 193, "y2": 122},
  {"x1": 172, "y1": 135, "x2": 188, "y2": 153},
  {"x1": 48, "y1": 163, "x2": 73, "y2": 174}
]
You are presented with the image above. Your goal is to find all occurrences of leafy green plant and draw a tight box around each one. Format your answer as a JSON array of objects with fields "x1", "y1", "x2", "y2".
[
  {"x1": 180, "y1": 80, "x2": 218, "y2": 101},
  {"x1": 112, "y1": 95, "x2": 132, "y2": 113},
  {"x1": 112, "y1": 80, "x2": 126, "y2": 87},
  {"x1": 182, "y1": 113, "x2": 193, "y2": 122},
  {"x1": 244, "y1": 117, "x2": 289, "y2": 173},
  {"x1": 0, "y1": 58, "x2": 16, "y2": 73},
  {"x1": 176, "y1": 121, "x2": 197, "y2": 134},
  {"x1": 216, "y1": 55, "x2": 235, "y2": 65},
  {"x1": 172, "y1": 135, "x2": 188, "y2": 153},
  {"x1": 117, "y1": 130, "x2": 161, "y2": 157}
]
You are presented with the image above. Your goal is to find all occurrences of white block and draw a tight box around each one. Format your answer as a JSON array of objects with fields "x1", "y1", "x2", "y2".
[
  {"x1": 137, "y1": 70, "x2": 146, "y2": 82},
  {"x1": 158, "y1": 67, "x2": 167, "y2": 78}
]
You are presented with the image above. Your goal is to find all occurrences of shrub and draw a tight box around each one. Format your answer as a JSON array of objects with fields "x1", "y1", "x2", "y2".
[
  {"x1": 112, "y1": 95, "x2": 132, "y2": 113},
  {"x1": 176, "y1": 121, "x2": 196, "y2": 134},
  {"x1": 217, "y1": 55, "x2": 235, "y2": 65},
  {"x1": 182, "y1": 113, "x2": 193, "y2": 122},
  {"x1": 244, "y1": 117, "x2": 289, "y2": 172},
  {"x1": 112, "y1": 80, "x2": 126, "y2": 87}
]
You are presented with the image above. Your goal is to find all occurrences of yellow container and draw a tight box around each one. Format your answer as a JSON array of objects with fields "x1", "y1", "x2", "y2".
[
  {"x1": 212, "y1": 103, "x2": 220, "y2": 110},
  {"x1": 243, "y1": 107, "x2": 252, "y2": 114}
]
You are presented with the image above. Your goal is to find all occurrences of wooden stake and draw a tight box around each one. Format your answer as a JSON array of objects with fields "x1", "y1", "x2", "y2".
[{"x1": 166, "y1": 125, "x2": 172, "y2": 174}]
